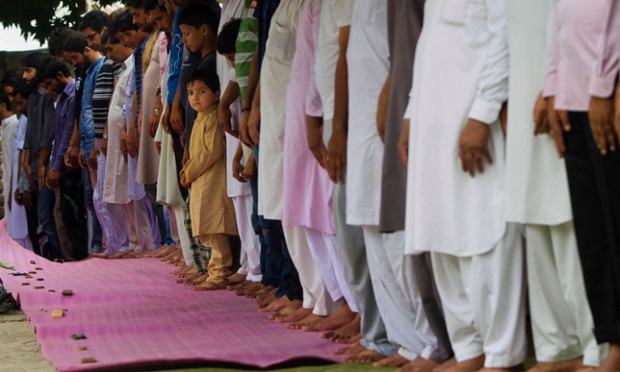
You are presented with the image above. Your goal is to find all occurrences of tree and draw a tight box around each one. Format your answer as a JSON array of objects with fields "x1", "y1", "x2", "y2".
[{"x1": 0, "y1": 0, "x2": 118, "y2": 46}]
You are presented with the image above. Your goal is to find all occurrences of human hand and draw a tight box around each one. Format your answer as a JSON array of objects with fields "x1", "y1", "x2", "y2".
[
  {"x1": 14, "y1": 189, "x2": 23, "y2": 207},
  {"x1": 101, "y1": 138, "x2": 108, "y2": 157},
  {"x1": 219, "y1": 104, "x2": 238, "y2": 138},
  {"x1": 248, "y1": 106, "x2": 261, "y2": 145},
  {"x1": 458, "y1": 118, "x2": 493, "y2": 177},
  {"x1": 170, "y1": 101, "x2": 184, "y2": 134},
  {"x1": 78, "y1": 150, "x2": 87, "y2": 169},
  {"x1": 306, "y1": 116, "x2": 327, "y2": 168},
  {"x1": 326, "y1": 130, "x2": 347, "y2": 184},
  {"x1": 232, "y1": 154, "x2": 246, "y2": 183},
  {"x1": 398, "y1": 119, "x2": 410, "y2": 169},
  {"x1": 46, "y1": 169, "x2": 60, "y2": 190},
  {"x1": 22, "y1": 191, "x2": 33, "y2": 210},
  {"x1": 161, "y1": 105, "x2": 171, "y2": 134},
  {"x1": 88, "y1": 146, "x2": 98, "y2": 169},
  {"x1": 241, "y1": 153, "x2": 256, "y2": 180},
  {"x1": 120, "y1": 129, "x2": 128, "y2": 162},
  {"x1": 546, "y1": 96, "x2": 569, "y2": 158},
  {"x1": 149, "y1": 113, "x2": 160, "y2": 138},
  {"x1": 533, "y1": 92, "x2": 550, "y2": 135},
  {"x1": 589, "y1": 96, "x2": 617, "y2": 155},
  {"x1": 37, "y1": 168, "x2": 45, "y2": 190},
  {"x1": 239, "y1": 109, "x2": 253, "y2": 147},
  {"x1": 126, "y1": 126, "x2": 139, "y2": 158}
]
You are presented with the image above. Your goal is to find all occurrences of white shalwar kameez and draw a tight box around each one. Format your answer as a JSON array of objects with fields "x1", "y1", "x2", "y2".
[
  {"x1": 347, "y1": 0, "x2": 438, "y2": 360},
  {"x1": 404, "y1": 0, "x2": 525, "y2": 367},
  {"x1": 505, "y1": 0, "x2": 600, "y2": 365},
  {"x1": 257, "y1": 0, "x2": 304, "y2": 220}
]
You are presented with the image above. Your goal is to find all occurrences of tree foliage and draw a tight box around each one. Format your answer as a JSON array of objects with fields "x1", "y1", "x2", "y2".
[{"x1": 0, "y1": 0, "x2": 119, "y2": 46}]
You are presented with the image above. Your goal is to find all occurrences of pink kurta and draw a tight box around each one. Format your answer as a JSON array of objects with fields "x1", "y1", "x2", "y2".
[{"x1": 282, "y1": 0, "x2": 334, "y2": 235}]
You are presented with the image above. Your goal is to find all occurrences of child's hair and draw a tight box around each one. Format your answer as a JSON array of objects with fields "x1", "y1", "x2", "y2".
[
  {"x1": 216, "y1": 18, "x2": 241, "y2": 55},
  {"x1": 188, "y1": 67, "x2": 220, "y2": 94},
  {"x1": 178, "y1": 3, "x2": 219, "y2": 36}
]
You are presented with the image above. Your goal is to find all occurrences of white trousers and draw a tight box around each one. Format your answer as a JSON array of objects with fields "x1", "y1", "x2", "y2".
[
  {"x1": 431, "y1": 223, "x2": 526, "y2": 368},
  {"x1": 526, "y1": 222, "x2": 602, "y2": 366},
  {"x1": 122, "y1": 197, "x2": 156, "y2": 253},
  {"x1": 305, "y1": 227, "x2": 358, "y2": 312},
  {"x1": 363, "y1": 226, "x2": 438, "y2": 360},
  {"x1": 171, "y1": 204, "x2": 193, "y2": 266},
  {"x1": 283, "y1": 225, "x2": 341, "y2": 316},
  {"x1": 232, "y1": 195, "x2": 262, "y2": 282}
]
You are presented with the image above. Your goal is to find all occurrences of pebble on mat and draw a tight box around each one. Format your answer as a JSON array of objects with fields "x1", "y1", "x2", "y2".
[
  {"x1": 81, "y1": 357, "x2": 96, "y2": 364},
  {"x1": 30, "y1": 260, "x2": 35, "y2": 264},
  {"x1": 62, "y1": 290, "x2": 73, "y2": 296},
  {"x1": 21, "y1": 282, "x2": 29, "y2": 286},
  {"x1": 37, "y1": 278, "x2": 44, "y2": 281},
  {"x1": 77, "y1": 346, "x2": 87, "y2": 351},
  {"x1": 51, "y1": 310, "x2": 64, "y2": 318},
  {"x1": 71, "y1": 334, "x2": 86, "y2": 340},
  {"x1": 34, "y1": 286, "x2": 44, "y2": 289},
  {"x1": 35, "y1": 268, "x2": 42, "y2": 270}
]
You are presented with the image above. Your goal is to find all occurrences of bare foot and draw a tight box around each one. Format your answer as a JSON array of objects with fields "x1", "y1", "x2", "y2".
[
  {"x1": 528, "y1": 357, "x2": 583, "y2": 372},
  {"x1": 398, "y1": 357, "x2": 440, "y2": 372},
  {"x1": 92, "y1": 252, "x2": 109, "y2": 259},
  {"x1": 181, "y1": 272, "x2": 203, "y2": 285},
  {"x1": 478, "y1": 365, "x2": 524, "y2": 372},
  {"x1": 255, "y1": 288, "x2": 278, "y2": 308},
  {"x1": 444, "y1": 355, "x2": 484, "y2": 372},
  {"x1": 344, "y1": 349, "x2": 386, "y2": 363},
  {"x1": 193, "y1": 280, "x2": 227, "y2": 291},
  {"x1": 235, "y1": 282, "x2": 265, "y2": 296},
  {"x1": 228, "y1": 280, "x2": 250, "y2": 291},
  {"x1": 190, "y1": 273, "x2": 209, "y2": 286},
  {"x1": 334, "y1": 342, "x2": 366, "y2": 356},
  {"x1": 271, "y1": 300, "x2": 306, "y2": 322},
  {"x1": 252, "y1": 285, "x2": 276, "y2": 300},
  {"x1": 259, "y1": 295, "x2": 290, "y2": 313},
  {"x1": 227, "y1": 273, "x2": 246, "y2": 285},
  {"x1": 373, "y1": 352, "x2": 409, "y2": 368},
  {"x1": 108, "y1": 251, "x2": 127, "y2": 259},
  {"x1": 303, "y1": 303, "x2": 356, "y2": 332},
  {"x1": 434, "y1": 358, "x2": 457, "y2": 372},
  {"x1": 286, "y1": 307, "x2": 325, "y2": 329},
  {"x1": 321, "y1": 314, "x2": 361, "y2": 343}
]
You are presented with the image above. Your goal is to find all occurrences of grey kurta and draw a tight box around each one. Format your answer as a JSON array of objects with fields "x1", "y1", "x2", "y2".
[{"x1": 379, "y1": 0, "x2": 425, "y2": 232}]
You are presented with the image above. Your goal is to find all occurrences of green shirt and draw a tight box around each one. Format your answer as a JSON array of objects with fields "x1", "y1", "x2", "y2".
[{"x1": 235, "y1": 0, "x2": 259, "y2": 101}]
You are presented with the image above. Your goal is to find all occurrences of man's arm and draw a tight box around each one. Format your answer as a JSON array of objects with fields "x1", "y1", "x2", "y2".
[
  {"x1": 327, "y1": 25, "x2": 350, "y2": 184},
  {"x1": 240, "y1": 46, "x2": 260, "y2": 146}
]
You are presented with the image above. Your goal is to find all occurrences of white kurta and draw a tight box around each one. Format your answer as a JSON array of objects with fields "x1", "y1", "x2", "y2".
[
  {"x1": 8, "y1": 115, "x2": 28, "y2": 242},
  {"x1": 257, "y1": 0, "x2": 305, "y2": 220},
  {"x1": 345, "y1": 0, "x2": 389, "y2": 227},
  {"x1": 505, "y1": 0, "x2": 571, "y2": 225},
  {"x1": 1, "y1": 114, "x2": 18, "y2": 225},
  {"x1": 103, "y1": 56, "x2": 133, "y2": 205},
  {"x1": 405, "y1": 0, "x2": 509, "y2": 257}
]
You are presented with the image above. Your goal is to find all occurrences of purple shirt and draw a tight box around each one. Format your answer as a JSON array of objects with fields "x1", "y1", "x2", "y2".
[{"x1": 51, "y1": 79, "x2": 76, "y2": 174}]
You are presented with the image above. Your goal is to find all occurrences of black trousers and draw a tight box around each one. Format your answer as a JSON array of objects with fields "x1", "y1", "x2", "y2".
[
  {"x1": 24, "y1": 189, "x2": 41, "y2": 256},
  {"x1": 564, "y1": 112, "x2": 620, "y2": 344},
  {"x1": 59, "y1": 169, "x2": 88, "y2": 261}
]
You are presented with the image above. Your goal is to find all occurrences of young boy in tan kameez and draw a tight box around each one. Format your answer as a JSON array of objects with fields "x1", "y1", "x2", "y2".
[{"x1": 180, "y1": 69, "x2": 238, "y2": 291}]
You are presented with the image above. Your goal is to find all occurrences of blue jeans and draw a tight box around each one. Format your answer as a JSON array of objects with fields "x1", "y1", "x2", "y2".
[
  {"x1": 83, "y1": 170, "x2": 102, "y2": 253},
  {"x1": 38, "y1": 184, "x2": 62, "y2": 260}
]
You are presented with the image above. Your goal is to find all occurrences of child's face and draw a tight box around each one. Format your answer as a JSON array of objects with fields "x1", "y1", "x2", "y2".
[
  {"x1": 180, "y1": 24, "x2": 208, "y2": 53},
  {"x1": 187, "y1": 80, "x2": 219, "y2": 113}
]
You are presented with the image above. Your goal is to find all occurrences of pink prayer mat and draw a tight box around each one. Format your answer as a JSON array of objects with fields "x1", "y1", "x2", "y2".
[{"x1": 0, "y1": 220, "x2": 342, "y2": 371}]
